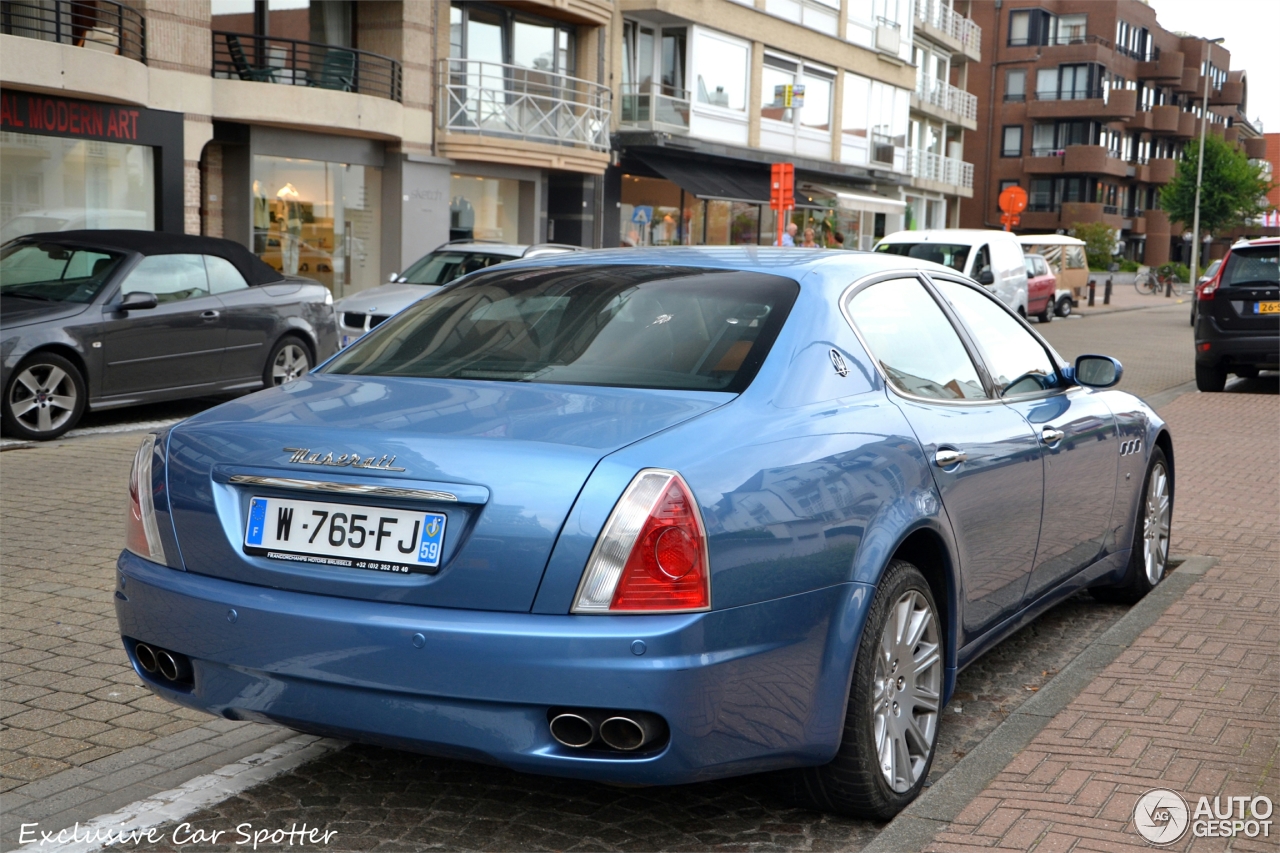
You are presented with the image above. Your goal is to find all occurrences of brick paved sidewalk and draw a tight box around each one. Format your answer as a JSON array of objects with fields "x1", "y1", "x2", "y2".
[{"x1": 924, "y1": 391, "x2": 1279, "y2": 853}]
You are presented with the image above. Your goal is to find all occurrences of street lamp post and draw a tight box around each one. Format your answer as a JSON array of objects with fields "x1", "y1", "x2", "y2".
[{"x1": 1189, "y1": 37, "x2": 1225, "y2": 285}]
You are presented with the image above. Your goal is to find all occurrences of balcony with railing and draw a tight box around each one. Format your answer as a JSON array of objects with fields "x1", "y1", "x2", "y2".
[
  {"x1": 913, "y1": 0, "x2": 981, "y2": 61},
  {"x1": 914, "y1": 74, "x2": 977, "y2": 125},
  {"x1": 439, "y1": 59, "x2": 611, "y2": 153},
  {"x1": 1, "y1": 0, "x2": 144, "y2": 62},
  {"x1": 619, "y1": 82, "x2": 690, "y2": 134},
  {"x1": 212, "y1": 31, "x2": 401, "y2": 100},
  {"x1": 906, "y1": 148, "x2": 974, "y2": 194}
]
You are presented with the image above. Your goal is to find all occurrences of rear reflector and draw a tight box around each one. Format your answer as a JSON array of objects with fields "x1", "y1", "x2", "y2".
[{"x1": 572, "y1": 469, "x2": 710, "y2": 614}]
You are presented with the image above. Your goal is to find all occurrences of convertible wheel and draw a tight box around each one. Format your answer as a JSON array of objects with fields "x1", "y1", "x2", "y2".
[
  {"x1": 1091, "y1": 447, "x2": 1171, "y2": 605},
  {"x1": 265, "y1": 337, "x2": 311, "y2": 387},
  {"x1": 778, "y1": 560, "x2": 942, "y2": 819},
  {"x1": 2, "y1": 353, "x2": 87, "y2": 441}
]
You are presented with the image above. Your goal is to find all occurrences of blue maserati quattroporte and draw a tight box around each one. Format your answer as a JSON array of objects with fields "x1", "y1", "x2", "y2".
[{"x1": 115, "y1": 248, "x2": 1173, "y2": 818}]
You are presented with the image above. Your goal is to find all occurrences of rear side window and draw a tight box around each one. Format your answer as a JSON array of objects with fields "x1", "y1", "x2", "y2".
[
  {"x1": 1221, "y1": 246, "x2": 1279, "y2": 288},
  {"x1": 324, "y1": 266, "x2": 799, "y2": 393}
]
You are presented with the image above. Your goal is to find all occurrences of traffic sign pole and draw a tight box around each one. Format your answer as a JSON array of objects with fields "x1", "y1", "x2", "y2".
[{"x1": 771, "y1": 162, "x2": 794, "y2": 245}]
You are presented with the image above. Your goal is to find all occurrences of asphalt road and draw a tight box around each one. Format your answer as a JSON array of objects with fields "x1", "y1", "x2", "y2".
[{"x1": 5, "y1": 299, "x2": 1273, "y2": 853}]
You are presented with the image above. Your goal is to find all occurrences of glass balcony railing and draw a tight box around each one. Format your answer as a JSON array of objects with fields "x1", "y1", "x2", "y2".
[
  {"x1": 439, "y1": 58, "x2": 611, "y2": 152},
  {"x1": 1, "y1": 0, "x2": 144, "y2": 62},
  {"x1": 619, "y1": 82, "x2": 690, "y2": 133},
  {"x1": 212, "y1": 31, "x2": 401, "y2": 101}
]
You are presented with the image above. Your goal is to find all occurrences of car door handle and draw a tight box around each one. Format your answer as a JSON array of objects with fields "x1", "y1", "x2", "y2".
[
  {"x1": 1042, "y1": 427, "x2": 1065, "y2": 444},
  {"x1": 201, "y1": 310, "x2": 220, "y2": 320},
  {"x1": 934, "y1": 448, "x2": 967, "y2": 467}
]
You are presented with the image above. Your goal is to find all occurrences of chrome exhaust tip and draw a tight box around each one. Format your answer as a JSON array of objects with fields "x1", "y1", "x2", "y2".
[
  {"x1": 549, "y1": 713, "x2": 597, "y2": 748},
  {"x1": 599, "y1": 716, "x2": 651, "y2": 751},
  {"x1": 134, "y1": 643, "x2": 158, "y2": 673},
  {"x1": 156, "y1": 649, "x2": 190, "y2": 682}
]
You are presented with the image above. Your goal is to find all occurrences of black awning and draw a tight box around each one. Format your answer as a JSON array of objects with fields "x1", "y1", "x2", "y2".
[{"x1": 631, "y1": 152, "x2": 771, "y2": 205}]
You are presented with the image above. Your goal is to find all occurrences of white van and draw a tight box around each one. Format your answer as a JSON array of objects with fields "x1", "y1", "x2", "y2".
[{"x1": 874, "y1": 229, "x2": 1030, "y2": 316}]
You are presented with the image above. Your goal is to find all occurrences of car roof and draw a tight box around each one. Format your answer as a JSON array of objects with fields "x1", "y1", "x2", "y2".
[
  {"x1": 1017, "y1": 234, "x2": 1086, "y2": 246},
  {"x1": 1230, "y1": 237, "x2": 1280, "y2": 248},
  {"x1": 13, "y1": 229, "x2": 285, "y2": 286},
  {"x1": 878, "y1": 229, "x2": 1021, "y2": 244}
]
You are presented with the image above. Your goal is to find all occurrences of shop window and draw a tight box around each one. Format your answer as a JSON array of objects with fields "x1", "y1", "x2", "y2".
[
  {"x1": 1002, "y1": 126, "x2": 1023, "y2": 157},
  {"x1": 251, "y1": 155, "x2": 381, "y2": 297},
  {"x1": 449, "y1": 174, "x2": 520, "y2": 243},
  {"x1": 0, "y1": 133, "x2": 155, "y2": 242},
  {"x1": 619, "y1": 174, "x2": 682, "y2": 246}
]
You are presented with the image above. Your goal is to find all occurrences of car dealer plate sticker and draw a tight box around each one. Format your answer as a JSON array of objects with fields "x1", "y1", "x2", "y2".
[{"x1": 244, "y1": 496, "x2": 446, "y2": 574}]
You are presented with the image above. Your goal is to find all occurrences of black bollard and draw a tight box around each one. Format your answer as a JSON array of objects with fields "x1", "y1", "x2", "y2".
[
  {"x1": 1165, "y1": 274, "x2": 1173, "y2": 297},
  {"x1": 1104, "y1": 277, "x2": 1112, "y2": 305},
  {"x1": 1088, "y1": 279, "x2": 1096, "y2": 307}
]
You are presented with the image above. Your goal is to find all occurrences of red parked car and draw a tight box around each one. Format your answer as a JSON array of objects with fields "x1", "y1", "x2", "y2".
[{"x1": 1023, "y1": 252, "x2": 1056, "y2": 322}]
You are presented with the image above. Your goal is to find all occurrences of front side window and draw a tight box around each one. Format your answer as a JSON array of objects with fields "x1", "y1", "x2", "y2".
[
  {"x1": 0, "y1": 243, "x2": 123, "y2": 304},
  {"x1": 324, "y1": 267, "x2": 799, "y2": 393},
  {"x1": 933, "y1": 279, "x2": 1060, "y2": 397},
  {"x1": 205, "y1": 255, "x2": 249, "y2": 295},
  {"x1": 876, "y1": 242, "x2": 971, "y2": 274},
  {"x1": 121, "y1": 255, "x2": 210, "y2": 303},
  {"x1": 846, "y1": 278, "x2": 985, "y2": 401}
]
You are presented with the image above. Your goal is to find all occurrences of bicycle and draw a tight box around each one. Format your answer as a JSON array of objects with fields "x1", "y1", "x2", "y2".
[{"x1": 1134, "y1": 264, "x2": 1189, "y2": 296}]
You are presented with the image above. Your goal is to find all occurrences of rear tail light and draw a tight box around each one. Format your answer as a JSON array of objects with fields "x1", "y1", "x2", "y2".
[
  {"x1": 1197, "y1": 263, "x2": 1223, "y2": 300},
  {"x1": 126, "y1": 433, "x2": 170, "y2": 565},
  {"x1": 572, "y1": 469, "x2": 710, "y2": 614}
]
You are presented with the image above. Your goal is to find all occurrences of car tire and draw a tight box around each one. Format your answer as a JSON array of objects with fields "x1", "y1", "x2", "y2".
[
  {"x1": 776, "y1": 559, "x2": 942, "y2": 819},
  {"x1": 1055, "y1": 296, "x2": 1073, "y2": 318},
  {"x1": 2, "y1": 352, "x2": 88, "y2": 442},
  {"x1": 1194, "y1": 362, "x2": 1226, "y2": 392},
  {"x1": 1036, "y1": 301, "x2": 1053, "y2": 323},
  {"x1": 264, "y1": 336, "x2": 312, "y2": 387},
  {"x1": 1090, "y1": 447, "x2": 1172, "y2": 605}
]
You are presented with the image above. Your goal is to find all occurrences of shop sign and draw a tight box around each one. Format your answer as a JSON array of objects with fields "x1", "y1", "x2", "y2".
[{"x1": 1, "y1": 91, "x2": 144, "y2": 142}]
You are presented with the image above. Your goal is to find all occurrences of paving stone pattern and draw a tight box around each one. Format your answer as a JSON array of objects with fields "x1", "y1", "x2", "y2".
[{"x1": 925, "y1": 391, "x2": 1279, "y2": 853}]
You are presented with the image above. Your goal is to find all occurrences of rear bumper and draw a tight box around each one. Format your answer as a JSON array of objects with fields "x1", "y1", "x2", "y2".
[
  {"x1": 114, "y1": 551, "x2": 873, "y2": 785},
  {"x1": 1195, "y1": 331, "x2": 1280, "y2": 368}
]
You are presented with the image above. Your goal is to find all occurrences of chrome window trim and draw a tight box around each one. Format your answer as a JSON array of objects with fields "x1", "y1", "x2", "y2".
[{"x1": 227, "y1": 475, "x2": 458, "y2": 503}]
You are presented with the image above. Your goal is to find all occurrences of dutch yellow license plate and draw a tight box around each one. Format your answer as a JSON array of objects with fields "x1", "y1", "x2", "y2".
[{"x1": 1259, "y1": 302, "x2": 1280, "y2": 314}]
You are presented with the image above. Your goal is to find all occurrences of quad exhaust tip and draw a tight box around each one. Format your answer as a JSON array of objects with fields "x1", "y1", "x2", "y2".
[
  {"x1": 134, "y1": 642, "x2": 158, "y2": 674},
  {"x1": 548, "y1": 709, "x2": 667, "y2": 752},
  {"x1": 133, "y1": 641, "x2": 192, "y2": 686}
]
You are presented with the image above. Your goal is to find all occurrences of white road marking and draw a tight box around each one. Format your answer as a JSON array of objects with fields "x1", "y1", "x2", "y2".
[
  {"x1": 9, "y1": 735, "x2": 345, "y2": 853},
  {"x1": 0, "y1": 418, "x2": 184, "y2": 449}
]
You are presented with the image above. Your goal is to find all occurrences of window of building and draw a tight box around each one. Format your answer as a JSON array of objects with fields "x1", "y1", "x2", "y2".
[
  {"x1": 1008, "y1": 9, "x2": 1052, "y2": 46},
  {"x1": 1037, "y1": 64, "x2": 1101, "y2": 100},
  {"x1": 1000, "y1": 179, "x2": 1020, "y2": 194},
  {"x1": 1052, "y1": 14, "x2": 1087, "y2": 45},
  {"x1": 1029, "y1": 178, "x2": 1055, "y2": 211},
  {"x1": 212, "y1": 0, "x2": 355, "y2": 47},
  {"x1": 760, "y1": 55, "x2": 834, "y2": 133},
  {"x1": 692, "y1": 29, "x2": 749, "y2": 110},
  {"x1": 1002, "y1": 126, "x2": 1023, "y2": 157},
  {"x1": 761, "y1": 55, "x2": 798, "y2": 122},
  {"x1": 1005, "y1": 68, "x2": 1026, "y2": 102},
  {"x1": 0, "y1": 133, "x2": 155, "y2": 242},
  {"x1": 448, "y1": 3, "x2": 575, "y2": 74}
]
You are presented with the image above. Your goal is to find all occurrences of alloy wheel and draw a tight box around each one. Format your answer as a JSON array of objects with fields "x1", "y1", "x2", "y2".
[
  {"x1": 1142, "y1": 462, "x2": 1171, "y2": 586},
  {"x1": 271, "y1": 344, "x2": 310, "y2": 386},
  {"x1": 872, "y1": 589, "x2": 942, "y2": 793},
  {"x1": 8, "y1": 364, "x2": 78, "y2": 435}
]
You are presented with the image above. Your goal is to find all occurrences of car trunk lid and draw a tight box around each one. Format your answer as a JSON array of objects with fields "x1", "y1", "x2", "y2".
[{"x1": 166, "y1": 375, "x2": 730, "y2": 611}]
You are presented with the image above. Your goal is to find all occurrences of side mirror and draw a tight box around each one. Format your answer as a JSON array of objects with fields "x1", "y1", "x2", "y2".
[
  {"x1": 115, "y1": 291, "x2": 158, "y2": 312},
  {"x1": 977, "y1": 269, "x2": 995, "y2": 285},
  {"x1": 1071, "y1": 354, "x2": 1123, "y2": 388},
  {"x1": 388, "y1": 272, "x2": 399, "y2": 283}
]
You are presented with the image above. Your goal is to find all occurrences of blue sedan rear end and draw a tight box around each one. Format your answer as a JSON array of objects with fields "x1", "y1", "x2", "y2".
[{"x1": 115, "y1": 248, "x2": 1173, "y2": 818}]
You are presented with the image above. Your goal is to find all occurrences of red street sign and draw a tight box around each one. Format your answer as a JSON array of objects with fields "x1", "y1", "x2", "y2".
[
  {"x1": 770, "y1": 162, "x2": 794, "y2": 211},
  {"x1": 998, "y1": 186, "x2": 1028, "y2": 231}
]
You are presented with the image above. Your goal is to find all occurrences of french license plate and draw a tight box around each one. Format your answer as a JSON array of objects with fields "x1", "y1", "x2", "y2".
[
  {"x1": 243, "y1": 496, "x2": 446, "y2": 574},
  {"x1": 1258, "y1": 301, "x2": 1279, "y2": 314}
]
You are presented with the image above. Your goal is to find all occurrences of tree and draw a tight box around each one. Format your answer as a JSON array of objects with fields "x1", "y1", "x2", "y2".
[
  {"x1": 1070, "y1": 221, "x2": 1118, "y2": 270},
  {"x1": 1159, "y1": 133, "x2": 1273, "y2": 237}
]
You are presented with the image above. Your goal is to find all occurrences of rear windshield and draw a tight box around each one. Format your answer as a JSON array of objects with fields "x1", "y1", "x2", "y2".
[
  {"x1": 876, "y1": 242, "x2": 970, "y2": 274},
  {"x1": 0, "y1": 242, "x2": 125, "y2": 304},
  {"x1": 400, "y1": 251, "x2": 511, "y2": 285},
  {"x1": 1221, "y1": 245, "x2": 1279, "y2": 288},
  {"x1": 323, "y1": 266, "x2": 799, "y2": 393}
]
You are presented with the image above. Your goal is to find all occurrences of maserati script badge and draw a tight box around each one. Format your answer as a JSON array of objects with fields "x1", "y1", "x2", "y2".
[{"x1": 283, "y1": 447, "x2": 406, "y2": 472}]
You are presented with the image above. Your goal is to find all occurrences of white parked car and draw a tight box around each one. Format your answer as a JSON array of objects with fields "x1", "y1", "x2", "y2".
[
  {"x1": 874, "y1": 229, "x2": 1030, "y2": 317},
  {"x1": 334, "y1": 241, "x2": 582, "y2": 347}
]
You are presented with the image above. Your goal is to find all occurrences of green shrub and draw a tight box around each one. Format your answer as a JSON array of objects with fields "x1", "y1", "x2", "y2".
[
  {"x1": 1119, "y1": 260, "x2": 1140, "y2": 272},
  {"x1": 1069, "y1": 221, "x2": 1118, "y2": 270}
]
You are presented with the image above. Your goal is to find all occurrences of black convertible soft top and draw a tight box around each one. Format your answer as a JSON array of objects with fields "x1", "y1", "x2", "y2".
[{"x1": 20, "y1": 230, "x2": 285, "y2": 286}]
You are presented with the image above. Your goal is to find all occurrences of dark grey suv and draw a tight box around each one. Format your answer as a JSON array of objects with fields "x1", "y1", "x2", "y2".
[
  {"x1": 1193, "y1": 238, "x2": 1279, "y2": 391},
  {"x1": 2, "y1": 231, "x2": 338, "y2": 440}
]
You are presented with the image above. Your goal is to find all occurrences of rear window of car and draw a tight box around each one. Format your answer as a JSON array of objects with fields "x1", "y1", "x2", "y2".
[
  {"x1": 400, "y1": 251, "x2": 511, "y2": 285},
  {"x1": 876, "y1": 242, "x2": 971, "y2": 274},
  {"x1": 1220, "y1": 245, "x2": 1279, "y2": 288},
  {"x1": 323, "y1": 266, "x2": 799, "y2": 393}
]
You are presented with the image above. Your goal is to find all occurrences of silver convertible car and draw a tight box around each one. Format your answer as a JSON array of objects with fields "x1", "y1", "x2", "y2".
[
  {"x1": 116, "y1": 248, "x2": 1172, "y2": 819},
  {"x1": 1, "y1": 231, "x2": 337, "y2": 440}
]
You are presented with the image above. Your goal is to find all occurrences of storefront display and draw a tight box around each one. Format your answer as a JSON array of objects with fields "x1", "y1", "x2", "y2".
[{"x1": 449, "y1": 174, "x2": 519, "y2": 243}]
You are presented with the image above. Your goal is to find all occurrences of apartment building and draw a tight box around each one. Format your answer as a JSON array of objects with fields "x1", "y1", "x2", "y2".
[
  {"x1": 0, "y1": 0, "x2": 611, "y2": 298},
  {"x1": 961, "y1": 0, "x2": 1260, "y2": 265},
  {"x1": 606, "y1": 0, "x2": 981, "y2": 249}
]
